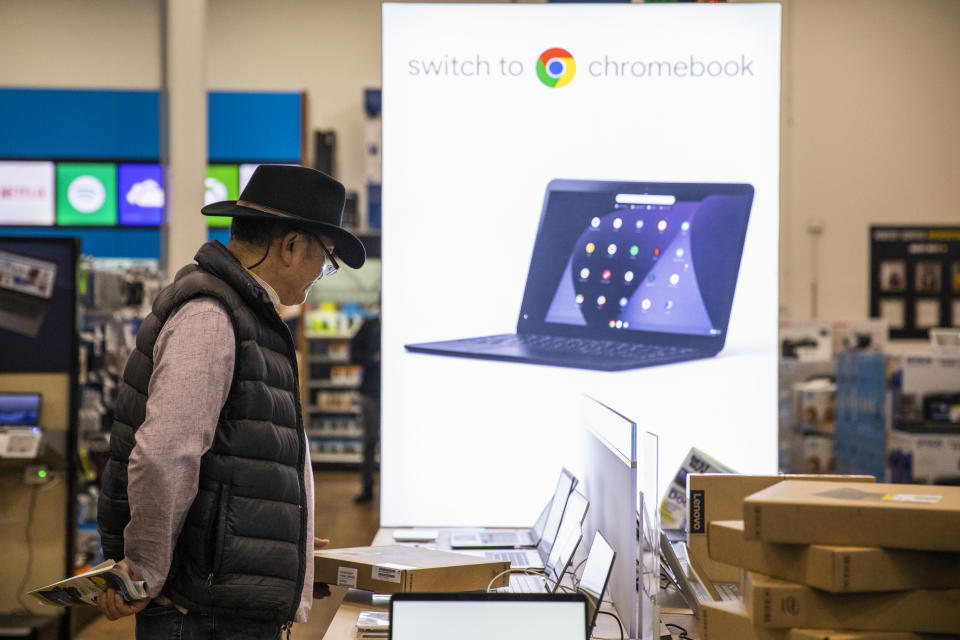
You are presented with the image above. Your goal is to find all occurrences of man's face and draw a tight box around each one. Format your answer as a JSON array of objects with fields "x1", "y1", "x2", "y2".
[{"x1": 276, "y1": 232, "x2": 334, "y2": 306}]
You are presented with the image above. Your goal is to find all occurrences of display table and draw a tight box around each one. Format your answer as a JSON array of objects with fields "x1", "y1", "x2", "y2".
[{"x1": 318, "y1": 528, "x2": 701, "y2": 640}]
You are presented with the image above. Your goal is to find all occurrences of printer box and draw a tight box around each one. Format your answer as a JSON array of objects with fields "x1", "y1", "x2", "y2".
[
  {"x1": 701, "y1": 600, "x2": 936, "y2": 640},
  {"x1": 687, "y1": 474, "x2": 874, "y2": 583},
  {"x1": 743, "y1": 480, "x2": 960, "y2": 552},
  {"x1": 742, "y1": 572, "x2": 960, "y2": 633},
  {"x1": 314, "y1": 545, "x2": 509, "y2": 593},
  {"x1": 887, "y1": 428, "x2": 960, "y2": 484},
  {"x1": 708, "y1": 520, "x2": 960, "y2": 593}
]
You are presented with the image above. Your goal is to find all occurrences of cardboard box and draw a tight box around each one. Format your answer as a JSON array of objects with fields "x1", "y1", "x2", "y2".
[
  {"x1": 661, "y1": 447, "x2": 737, "y2": 531},
  {"x1": 687, "y1": 474, "x2": 875, "y2": 583},
  {"x1": 314, "y1": 545, "x2": 510, "y2": 593},
  {"x1": 742, "y1": 572, "x2": 960, "y2": 632},
  {"x1": 743, "y1": 480, "x2": 960, "y2": 552},
  {"x1": 701, "y1": 600, "x2": 938, "y2": 640},
  {"x1": 708, "y1": 520, "x2": 960, "y2": 593}
]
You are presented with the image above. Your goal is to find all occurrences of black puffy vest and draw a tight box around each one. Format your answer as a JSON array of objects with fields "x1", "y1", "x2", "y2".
[{"x1": 97, "y1": 241, "x2": 307, "y2": 624}]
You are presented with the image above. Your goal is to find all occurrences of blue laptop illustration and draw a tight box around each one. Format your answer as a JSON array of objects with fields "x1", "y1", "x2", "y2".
[{"x1": 405, "y1": 179, "x2": 754, "y2": 371}]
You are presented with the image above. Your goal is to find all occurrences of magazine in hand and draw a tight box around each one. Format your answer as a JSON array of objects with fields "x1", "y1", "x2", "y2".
[{"x1": 28, "y1": 560, "x2": 148, "y2": 607}]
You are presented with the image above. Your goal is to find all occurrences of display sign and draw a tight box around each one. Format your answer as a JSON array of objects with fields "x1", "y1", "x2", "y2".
[
  {"x1": 56, "y1": 163, "x2": 117, "y2": 226},
  {"x1": 381, "y1": 3, "x2": 782, "y2": 526},
  {"x1": 0, "y1": 161, "x2": 55, "y2": 226},
  {"x1": 205, "y1": 164, "x2": 239, "y2": 228},
  {"x1": 117, "y1": 163, "x2": 164, "y2": 226},
  {"x1": 871, "y1": 226, "x2": 960, "y2": 338}
]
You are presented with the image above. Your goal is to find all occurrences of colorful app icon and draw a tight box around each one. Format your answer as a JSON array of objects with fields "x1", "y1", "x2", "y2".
[
  {"x1": 0, "y1": 161, "x2": 55, "y2": 226},
  {"x1": 580, "y1": 267, "x2": 590, "y2": 280},
  {"x1": 624, "y1": 271, "x2": 635, "y2": 283},
  {"x1": 205, "y1": 165, "x2": 239, "y2": 228},
  {"x1": 641, "y1": 298, "x2": 652, "y2": 311},
  {"x1": 665, "y1": 300, "x2": 674, "y2": 310},
  {"x1": 670, "y1": 274, "x2": 680, "y2": 286},
  {"x1": 654, "y1": 248, "x2": 660, "y2": 257},
  {"x1": 619, "y1": 297, "x2": 628, "y2": 308},
  {"x1": 585, "y1": 242, "x2": 596, "y2": 254},
  {"x1": 607, "y1": 244, "x2": 617, "y2": 256},
  {"x1": 575, "y1": 294, "x2": 584, "y2": 305},
  {"x1": 608, "y1": 320, "x2": 616, "y2": 328},
  {"x1": 648, "y1": 273, "x2": 656, "y2": 282},
  {"x1": 56, "y1": 163, "x2": 117, "y2": 226},
  {"x1": 615, "y1": 320, "x2": 623, "y2": 328},
  {"x1": 602, "y1": 269, "x2": 612, "y2": 281},
  {"x1": 658, "y1": 220, "x2": 667, "y2": 232},
  {"x1": 536, "y1": 47, "x2": 576, "y2": 88},
  {"x1": 591, "y1": 217, "x2": 600, "y2": 228},
  {"x1": 636, "y1": 220, "x2": 644, "y2": 230},
  {"x1": 597, "y1": 295, "x2": 606, "y2": 307},
  {"x1": 613, "y1": 217, "x2": 622, "y2": 229},
  {"x1": 675, "y1": 248, "x2": 684, "y2": 258},
  {"x1": 681, "y1": 221, "x2": 690, "y2": 231},
  {"x1": 118, "y1": 163, "x2": 164, "y2": 226}
]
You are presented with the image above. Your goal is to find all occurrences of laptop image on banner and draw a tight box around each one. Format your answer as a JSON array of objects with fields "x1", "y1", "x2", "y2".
[
  {"x1": 389, "y1": 592, "x2": 589, "y2": 640},
  {"x1": 505, "y1": 490, "x2": 587, "y2": 592},
  {"x1": 450, "y1": 468, "x2": 577, "y2": 549},
  {"x1": 405, "y1": 180, "x2": 754, "y2": 371}
]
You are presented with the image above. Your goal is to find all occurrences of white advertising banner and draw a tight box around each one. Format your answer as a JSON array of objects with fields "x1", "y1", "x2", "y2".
[
  {"x1": 382, "y1": 3, "x2": 782, "y2": 526},
  {"x1": 0, "y1": 161, "x2": 55, "y2": 226}
]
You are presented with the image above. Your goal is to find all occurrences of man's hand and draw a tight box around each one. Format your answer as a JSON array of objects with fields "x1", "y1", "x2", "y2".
[
  {"x1": 95, "y1": 560, "x2": 151, "y2": 621},
  {"x1": 313, "y1": 537, "x2": 332, "y2": 599}
]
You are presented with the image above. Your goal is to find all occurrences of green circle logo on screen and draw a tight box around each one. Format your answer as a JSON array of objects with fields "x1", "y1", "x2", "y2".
[
  {"x1": 67, "y1": 175, "x2": 106, "y2": 213},
  {"x1": 537, "y1": 48, "x2": 576, "y2": 88}
]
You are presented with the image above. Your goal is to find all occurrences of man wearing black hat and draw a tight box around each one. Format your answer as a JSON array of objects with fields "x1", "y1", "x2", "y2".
[{"x1": 96, "y1": 166, "x2": 365, "y2": 638}]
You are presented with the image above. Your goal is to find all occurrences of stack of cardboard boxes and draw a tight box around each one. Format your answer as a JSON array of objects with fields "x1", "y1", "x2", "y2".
[{"x1": 693, "y1": 478, "x2": 960, "y2": 638}]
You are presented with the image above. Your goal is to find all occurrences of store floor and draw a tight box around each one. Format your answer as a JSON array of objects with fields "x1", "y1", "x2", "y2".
[{"x1": 75, "y1": 470, "x2": 380, "y2": 639}]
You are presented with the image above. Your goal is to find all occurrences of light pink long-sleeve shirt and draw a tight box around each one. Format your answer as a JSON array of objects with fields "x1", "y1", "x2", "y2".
[{"x1": 124, "y1": 274, "x2": 314, "y2": 623}]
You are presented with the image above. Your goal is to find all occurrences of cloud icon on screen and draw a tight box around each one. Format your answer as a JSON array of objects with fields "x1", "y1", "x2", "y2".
[{"x1": 126, "y1": 179, "x2": 165, "y2": 208}]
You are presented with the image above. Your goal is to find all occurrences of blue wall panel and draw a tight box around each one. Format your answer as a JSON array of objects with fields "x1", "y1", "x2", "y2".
[
  {"x1": 0, "y1": 227, "x2": 161, "y2": 259},
  {"x1": 208, "y1": 92, "x2": 301, "y2": 162},
  {"x1": 0, "y1": 88, "x2": 160, "y2": 160}
]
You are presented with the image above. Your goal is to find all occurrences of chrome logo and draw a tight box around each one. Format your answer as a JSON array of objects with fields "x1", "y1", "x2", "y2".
[{"x1": 537, "y1": 48, "x2": 576, "y2": 88}]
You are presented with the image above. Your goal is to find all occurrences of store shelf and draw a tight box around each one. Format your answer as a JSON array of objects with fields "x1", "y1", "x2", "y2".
[
  {"x1": 311, "y1": 452, "x2": 363, "y2": 464},
  {"x1": 308, "y1": 428, "x2": 365, "y2": 439},
  {"x1": 304, "y1": 332, "x2": 355, "y2": 340},
  {"x1": 309, "y1": 355, "x2": 351, "y2": 364},
  {"x1": 308, "y1": 381, "x2": 362, "y2": 390}
]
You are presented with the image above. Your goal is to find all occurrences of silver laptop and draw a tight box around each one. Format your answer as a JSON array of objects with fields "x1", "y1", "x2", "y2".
[
  {"x1": 481, "y1": 487, "x2": 588, "y2": 570},
  {"x1": 389, "y1": 592, "x2": 589, "y2": 640},
  {"x1": 506, "y1": 490, "x2": 587, "y2": 591},
  {"x1": 449, "y1": 468, "x2": 576, "y2": 549}
]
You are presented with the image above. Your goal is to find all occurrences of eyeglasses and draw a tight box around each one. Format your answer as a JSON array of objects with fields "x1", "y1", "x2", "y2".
[{"x1": 314, "y1": 236, "x2": 340, "y2": 278}]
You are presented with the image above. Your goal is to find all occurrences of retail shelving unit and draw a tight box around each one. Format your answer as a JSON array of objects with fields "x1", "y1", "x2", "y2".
[{"x1": 304, "y1": 332, "x2": 365, "y2": 468}]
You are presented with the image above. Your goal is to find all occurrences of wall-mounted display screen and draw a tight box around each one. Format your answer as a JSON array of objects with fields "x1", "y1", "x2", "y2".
[
  {"x1": 56, "y1": 163, "x2": 117, "y2": 226},
  {"x1": 381, "y1": 3, "x2": 782, "y2": 526},
  {"x1": 205, "y1": 164, "x2": 239, "y2": 228},
  {"x1": 0, "y1": 161, "x2": 55, "y2": 226},
  {"x1": 118, "y1": 163, "x2": 164, "y2": 226}
]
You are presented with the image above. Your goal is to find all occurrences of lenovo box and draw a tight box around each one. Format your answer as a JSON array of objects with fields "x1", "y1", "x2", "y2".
[
  {"x1": 687, "y1": 474, "x2": 875, "y2": 582},
  {"x1": 708, "y1": 520, "x2": 960, "y2": 592},
  {"x1": 314, "y1": 545, "x2": 509, "y2": 593},
  {"x1": 742, "y1": 572, "x2": 960, "y2": 632},
  {"x1": 701, "y1": 600, "x2": 939, "y2": 640},
  {"x1": 743, "y1": 480, "x2": 960, "y2": 552}
]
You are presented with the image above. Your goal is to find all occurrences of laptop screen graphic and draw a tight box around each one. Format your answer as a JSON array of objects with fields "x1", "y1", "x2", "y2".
[{"x1": 522, "y1": 181, "x2": 753, "y2": 341}]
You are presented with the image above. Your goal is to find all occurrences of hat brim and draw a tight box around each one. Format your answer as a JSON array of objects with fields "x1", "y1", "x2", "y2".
[{"x1": 202, "y1": 201, "x2": 366, "y2": 269}]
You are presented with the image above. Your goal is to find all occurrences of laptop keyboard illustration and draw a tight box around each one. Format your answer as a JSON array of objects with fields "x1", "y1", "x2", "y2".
[
  {"x1": 473, "y1": 334, "x2": 701, "y2": 361},
  {"x1": 508, "y1": 573, "x2": 548, "y2": 593},
  {"x1": 486, "y1": 550, "x2": 537, "y2": 565},
  {"x1": 480, "y1": 532, "x2": 526, "y2": 545}
]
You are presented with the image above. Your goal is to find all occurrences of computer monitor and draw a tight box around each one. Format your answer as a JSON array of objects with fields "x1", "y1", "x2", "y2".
[
  {"x1": 578, "y1": 394, "x2": 659, "y2": 640},
  {"x1": 0, "y1": 393, "x2": 41, "y2": 426},
  {"x1": 389, "y1": 592, "x2": 588, "y2": 640}
]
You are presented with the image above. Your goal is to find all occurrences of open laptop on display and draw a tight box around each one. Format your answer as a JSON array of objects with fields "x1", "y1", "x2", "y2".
[
  {"x1": 503, "y1": 490, "x2": 587, "y2": 590},
  {"x1": 577, "y1": 530, "x2": 617, "y2": 634},
  {"x1": 0, "y1": 393, "x2": 43, "y2": 459},
  {"x1": 449, "y1": 468, "x2": 576, "y2": 549},
  {"x1": 405, "y1": 180, "x2": 754, "y2": 371},
  {"x1": 389, "y1": 592, "x2": 589, "y2": 640}
]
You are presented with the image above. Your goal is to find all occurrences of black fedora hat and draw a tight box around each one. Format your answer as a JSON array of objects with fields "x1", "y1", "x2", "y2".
[{"x1": 202, "y1": 164, "x2": 365, "y2": 269}]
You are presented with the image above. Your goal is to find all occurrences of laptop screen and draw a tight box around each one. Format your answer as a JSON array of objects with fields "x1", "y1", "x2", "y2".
[
  {"x1": 536, "y1": 468, "x2": 576, "y2": 550},
  {"x1": 390, "y1": 593, "x2": 588, "y2": 640},
  {"x1": 0, "y1": 393, "x2": 41, "y2": 426},
  {"x1": 519, "y1": 180, "x2": 753, "y2": 345},
  {"x1": 578, "y1": 531, "x2": 616, "y2": 630},
  {"x1": 544, "y1": 490, "x2": 587, "y2": 585}
]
